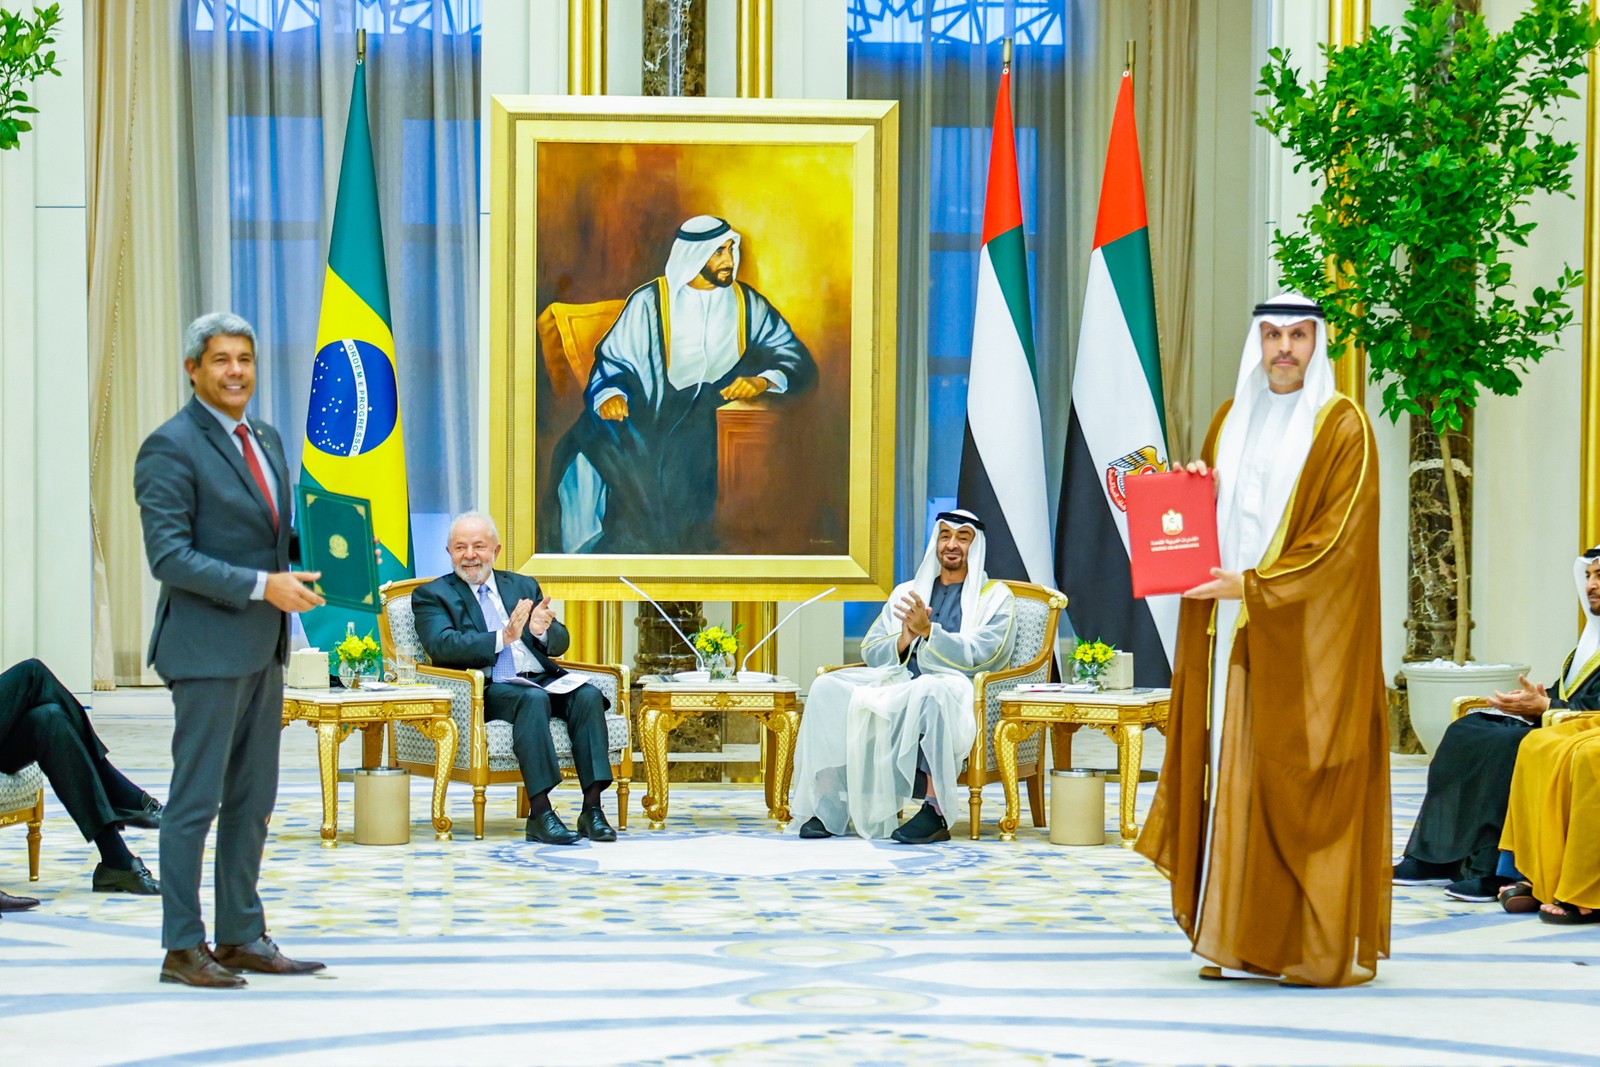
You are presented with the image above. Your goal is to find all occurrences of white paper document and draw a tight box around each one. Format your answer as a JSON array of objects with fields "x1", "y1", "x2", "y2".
[{"x1": 500, "y1": 672, "x2": 589, "y2": 695}]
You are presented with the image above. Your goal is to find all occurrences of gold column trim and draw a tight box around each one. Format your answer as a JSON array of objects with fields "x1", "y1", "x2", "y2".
[
  {"x1": 1326, "y1": 0, "x2": 1370, "y2": 404},
  {"x1": 1584, "y1": 29, "x2": 1600, "y2": 552},
  {"x1": 567, "y1": 0, "x2": 607, "y2": 95},
  {"x1": 736, "y1": 0, "x2": 773, "y2": 99},
  {"x1": 732, "y1": 602, "x2": 777, "y2": 674}
]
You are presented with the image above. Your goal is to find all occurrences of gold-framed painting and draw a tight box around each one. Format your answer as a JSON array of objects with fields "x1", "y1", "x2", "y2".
[{"x1": 489, "y1": 95, "x2": 899, "y2": 601}]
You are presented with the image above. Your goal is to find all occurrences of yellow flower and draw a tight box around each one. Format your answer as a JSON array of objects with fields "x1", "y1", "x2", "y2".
[{"x1": 337, "y1": 631, "x2": 382, "y2": 664}]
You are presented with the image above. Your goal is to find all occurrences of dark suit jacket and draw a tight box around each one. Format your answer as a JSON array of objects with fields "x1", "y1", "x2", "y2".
[
  {"x1": 134, "y1": 396, "x2": 294, "y2": 681},
  {"x1": 412, "y1": 570, "x2": 570, "y2": 682}
]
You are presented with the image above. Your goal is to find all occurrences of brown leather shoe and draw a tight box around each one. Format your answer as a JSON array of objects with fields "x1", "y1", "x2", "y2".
[
  {"x1": 0, "y1": 889, "x2": 41, "y2": 912},
  {"x1": 160, "y1": 944, "x2": 248, "y2": 989},
  {"x1": 214, "y1": 934, "x2": 325, "y2": 975}
]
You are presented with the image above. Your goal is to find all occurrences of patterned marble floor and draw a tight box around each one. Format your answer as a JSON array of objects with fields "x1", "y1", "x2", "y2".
[{"x1": 3, "y1": 693, "x2": 1598, "y2": 1066}]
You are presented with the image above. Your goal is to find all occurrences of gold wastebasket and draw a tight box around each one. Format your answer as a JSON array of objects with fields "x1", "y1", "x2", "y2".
[
  {"x1": 1049, "y1": 769, "x2": 1106, "y2": 846},
  {"x1": 353, "y1": 768, "x2": 410, "y2": 845}
]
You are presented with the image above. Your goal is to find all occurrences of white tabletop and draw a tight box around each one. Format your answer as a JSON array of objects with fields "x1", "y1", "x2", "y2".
[
  {"x1": 283, "y1": 684, "x2": 454, "y2": 703},
  {"x1": 640, "y1": 674, "x2": 800, "y2": 694},
  {"x1": 1001, "y1": 686, "x2": 1172, "y2": 706}
]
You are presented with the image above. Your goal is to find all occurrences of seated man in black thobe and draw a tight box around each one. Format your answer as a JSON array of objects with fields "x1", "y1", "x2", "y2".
[
  {"x1": 1394, "y1": 546, "x2": 1600, "y2": 901},
  {"x1": 0, "y1": 658, "x2": 162, "y2": 898},
  {"x1": 413, "y1": 512, "x2": 616, "y2": 845}
]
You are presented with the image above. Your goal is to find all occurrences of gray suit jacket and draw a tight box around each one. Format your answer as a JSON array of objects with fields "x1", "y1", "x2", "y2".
[{"x1": 135, "y1": 396, "x2": 295, "y2": 681}]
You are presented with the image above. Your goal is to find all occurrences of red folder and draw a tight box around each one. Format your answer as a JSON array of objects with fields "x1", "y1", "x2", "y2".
[{"x1": 1123, "y1": 470, "x2": 1221, "y2": 598}]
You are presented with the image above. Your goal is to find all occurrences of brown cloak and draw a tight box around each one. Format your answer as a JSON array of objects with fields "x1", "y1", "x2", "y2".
[{"x1": 1136, "y1": 394, "x2": 1391, "y2": 987}]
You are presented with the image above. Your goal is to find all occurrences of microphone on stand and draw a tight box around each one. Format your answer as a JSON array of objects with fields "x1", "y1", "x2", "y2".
[
  {"x1": 738, "y1": 587, "x2": 836, "y2": 682},
  {"x1": 619, "y1": 577, "x2": 700, "y2": 675}
]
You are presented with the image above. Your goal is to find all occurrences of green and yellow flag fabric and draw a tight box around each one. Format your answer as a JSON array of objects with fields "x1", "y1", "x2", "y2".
[{"x1": 299, "y1": 56, "x2": 412, "y2": 649}]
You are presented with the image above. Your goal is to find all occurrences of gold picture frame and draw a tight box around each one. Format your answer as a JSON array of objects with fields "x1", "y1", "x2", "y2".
[{"x1": 489, "y1": 94, "x2": 899, "y2": 601}]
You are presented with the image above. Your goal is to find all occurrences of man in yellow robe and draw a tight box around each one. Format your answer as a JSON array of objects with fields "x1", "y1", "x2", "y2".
[
  {"x1": 1136, "y1": 293, "x2": 1391, "y2": 987},
  {"x1": 1497, "y1": 548, "x2": 1600, "y2": 924}
]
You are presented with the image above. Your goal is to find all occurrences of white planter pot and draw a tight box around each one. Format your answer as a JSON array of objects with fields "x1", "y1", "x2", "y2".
[{"x1": 1400, "y1": 660, "x2": 1530, "y2": 756}]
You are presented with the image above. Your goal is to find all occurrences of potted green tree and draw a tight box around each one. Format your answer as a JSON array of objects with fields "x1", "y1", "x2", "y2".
[
  {"x1": 0, "y1": 3, "x2": 61, "y2": 151},
  {"x1": 1256, "y1": 0, "x2": 1598, "y2": 752}
]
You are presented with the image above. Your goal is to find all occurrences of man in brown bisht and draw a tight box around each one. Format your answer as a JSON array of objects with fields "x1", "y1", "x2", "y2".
[{"x1": 1135, "y1": 292, "x2": 1391, "y2": 987}]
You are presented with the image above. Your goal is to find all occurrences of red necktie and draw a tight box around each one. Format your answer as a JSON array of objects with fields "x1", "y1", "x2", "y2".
[{"x1": 234, "y1": 423, "x2": 279, "y2": 530}]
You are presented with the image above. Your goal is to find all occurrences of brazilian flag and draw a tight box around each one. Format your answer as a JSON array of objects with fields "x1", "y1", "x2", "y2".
[{"x1": 299, "y1": 55, "x2": 413, "y2": 650}]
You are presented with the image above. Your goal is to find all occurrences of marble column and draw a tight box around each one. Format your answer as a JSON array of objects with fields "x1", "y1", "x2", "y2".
[{"x1": 642, "y1": 0, "x2": 706, "y2": 97}]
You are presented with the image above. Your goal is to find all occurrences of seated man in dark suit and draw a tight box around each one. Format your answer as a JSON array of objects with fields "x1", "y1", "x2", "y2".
[
  {"x1": 412, "y1": 512, "x2": 616, "y2": 845},
  {"x1": 0, "y1": 658, "x2": 161, "y2": 897}
]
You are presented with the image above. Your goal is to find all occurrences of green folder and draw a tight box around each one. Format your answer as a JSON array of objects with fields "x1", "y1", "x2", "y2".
[{"x1": 295, "y1": 486, "x2": 381, "y2": 612}]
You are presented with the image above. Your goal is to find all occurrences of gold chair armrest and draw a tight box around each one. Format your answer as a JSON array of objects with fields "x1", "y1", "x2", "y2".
[
  {"x1": 818, "y1": 662, "x2": 866, "y2": 676},
  {"x1": 1545, "y1": 707, "x2": 1600, "y2": 728},
  {"x1": 1452, "y1": 696, "x2": 1492, "y2": 721}
]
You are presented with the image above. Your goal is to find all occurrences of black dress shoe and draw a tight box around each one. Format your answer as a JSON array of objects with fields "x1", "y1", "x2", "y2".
[
  {"x1": 525, "y1": 810, "x2": 580, "y2": 845},
  {"x1": 576, "y1": 805, "x2": 617, "y2": 842},
  {"x1": 161, "y1": 944, "x2": 248, "y2": 989},
  {"x1": 798, "y1": 817, "x2": 834, "y2": 839},
  {"x1": 92, "y1": 857, "x2": 160, "y2": 895},
  {"x1": 890, "y1": 801, "x2": 950, "y2": 844},
  {"x1": 0, "y1": 889, "x2": 41, "y2": 911},
  {"x1": 113, "y1": 794, "x2": 163, "y2": 830},
  {"x1": 214, "y1": 934, "x2": 325, "y2": 975}
]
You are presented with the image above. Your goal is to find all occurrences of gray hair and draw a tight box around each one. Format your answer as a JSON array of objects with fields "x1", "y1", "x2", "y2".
[
  {"x1": 183, "y1": 312, "x2": 257, "y2": 367},
  {"x1": 447, "y1": 511, "x2": 500, "y2": 546}
]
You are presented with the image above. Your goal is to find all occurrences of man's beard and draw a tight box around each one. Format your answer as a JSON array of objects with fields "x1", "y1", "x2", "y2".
[{"x1": 699, "y1": 263, "x2": 734, "y2": 287}]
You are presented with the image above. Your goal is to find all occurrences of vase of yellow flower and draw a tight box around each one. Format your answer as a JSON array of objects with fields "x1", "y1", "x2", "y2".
[
  {"x1": 690, "y1": 624, "x2": 741, "y2": 681},
  {"x1": 1071, "y1": 638, "x2": 1116, "y2": 690},
  {"x1": 334, "y1": 626, "x2": 383, "y2": 690}
]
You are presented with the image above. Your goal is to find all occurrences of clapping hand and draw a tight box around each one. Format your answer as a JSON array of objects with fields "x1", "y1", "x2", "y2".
[
  {"x1": 503, "y1": 598, "x2": 534, "y2": 644},
  {"x1": 894, "y1": 590, "x2": 932, "y2": 639},
  {"x1": 1487, "y1": 674, "x2": 1551, "y2": 718},
  {"x1": 527, "y1": 596, "x2": 556, "y2": 637}
]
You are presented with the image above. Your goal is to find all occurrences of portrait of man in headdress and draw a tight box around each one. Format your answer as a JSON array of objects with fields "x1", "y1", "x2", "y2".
[
  {"x1": 541, "y1": 214, "x2": 818, "y2": 554},
  {"x1": 522, "y1": 133, "x2": 866, "y2": 567}
]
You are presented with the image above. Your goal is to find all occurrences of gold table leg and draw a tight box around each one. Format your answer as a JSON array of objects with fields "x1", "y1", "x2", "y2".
[
  {"x1": 994, "y1": 718, "x2": 1041, "y2": 842},
  {"x1": 417, "y1": 716, "x2": 458, "y2": 840},
  {"x1": 765, "y1": 709, "x2": 798, "y2": 827},
  {"x1": 316, "y1": 721, "x2": 341, "y2": 847},
  {"x1": 640, "y1": 706, "x2": 686, "y2": 829},
  {"x1": 1117, "y1": 722, "x2": 1145, "y2": 847}
]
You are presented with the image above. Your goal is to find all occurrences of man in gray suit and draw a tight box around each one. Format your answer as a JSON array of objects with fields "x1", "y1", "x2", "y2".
[{"x1": 135, "y1": 312, "x2": 327, "y2": 989}]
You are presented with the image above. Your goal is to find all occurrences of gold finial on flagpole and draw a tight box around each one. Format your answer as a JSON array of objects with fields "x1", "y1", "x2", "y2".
[
  {"x1": 1002, "y1": 36, "x2": 1012, "y2": 71},
  {"x1": 357, "y1": 28, "x2": 366, "y2": 65},
  {"x1": 1126, "y1": 39, "x2": 1136, "y2": 78}
]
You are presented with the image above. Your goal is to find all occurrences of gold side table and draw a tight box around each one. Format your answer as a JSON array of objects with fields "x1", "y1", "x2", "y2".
[
  {"x1": 281, "y1": 685, "x2": 458, "y2": 847},
  {"x1": 995, "y1": 688, "x2": 1171, "y2": 846},
  {"x1": 638, "y1": 679, "x2": 801, "y2": 830}
]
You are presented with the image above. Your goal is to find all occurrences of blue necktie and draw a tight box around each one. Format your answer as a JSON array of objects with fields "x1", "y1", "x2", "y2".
[{"x1": 478, "y1": 584, "x2": 518, "y2": 683}]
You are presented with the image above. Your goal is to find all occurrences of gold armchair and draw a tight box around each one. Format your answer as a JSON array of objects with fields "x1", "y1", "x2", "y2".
[
  {"x1": 1452, "y1": 694, "x2": 1599, "y2": 729},
  {"x1": 0, "y1": 764, "x2": 43, "y2": 880},
  {"x1": 377, "y1": 578, "x2": 632, "y2": 840},
  {"x1": 818, "y1": 580, "x2": 1067, "y2": 839}
]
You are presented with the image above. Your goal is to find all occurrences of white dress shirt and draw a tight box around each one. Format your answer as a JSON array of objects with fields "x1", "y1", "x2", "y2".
[{"x1": 473, "y1": 572, "x2": 543, "y2": 675}]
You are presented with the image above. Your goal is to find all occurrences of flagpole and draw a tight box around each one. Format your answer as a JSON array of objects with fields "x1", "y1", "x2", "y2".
[
  {"x1": 357, "y1": 27, "x2": 365, "y2": 65},
  {"x1": 1125, "y1": 39, "x2": 1135, "y2": 79},
  {"x1": 1002, "y1": 35, "x2": 1011, "y2": 73}
]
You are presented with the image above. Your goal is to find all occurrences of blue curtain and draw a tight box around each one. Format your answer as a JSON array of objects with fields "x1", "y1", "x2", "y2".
[
  {"x1": 846, "y1": 0, "x2": 1096, "y2": 635},
  {"x1": 180, "y1": 0, "x2": 482, "y2": 580}
]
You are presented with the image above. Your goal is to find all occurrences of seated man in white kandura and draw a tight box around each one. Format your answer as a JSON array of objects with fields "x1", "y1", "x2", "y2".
[{"x1": 792, "y1": 510, "x2": 1016, "y2": 843}]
